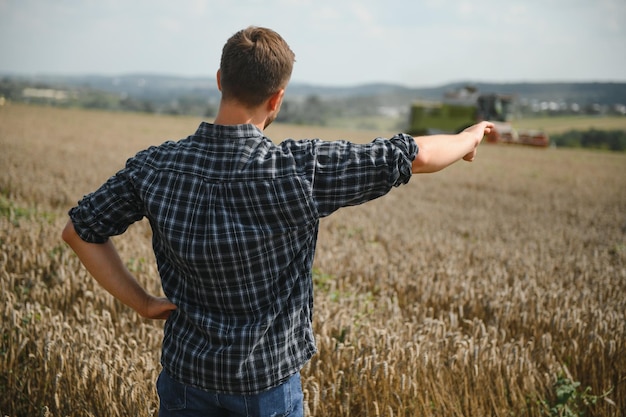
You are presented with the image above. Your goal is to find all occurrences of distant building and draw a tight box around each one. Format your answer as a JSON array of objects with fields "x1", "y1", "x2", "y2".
[{"x1": 22, "y1": 88, "x2": 69, "y2": 101}]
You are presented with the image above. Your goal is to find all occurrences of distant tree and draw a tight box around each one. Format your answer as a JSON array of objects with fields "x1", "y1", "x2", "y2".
[
  {"x1": 204, "y1": 103, "x2": 217, "y2": 118},
  {"x1": 0, "y1": 77, "x2": 26, "y2": 100},
  {"x1": 82, "y1": 93, "x2": 114, "y2": 110},
  {"x1": 120, "y1": 97, "x2": 154, "y2": 113},
  {"x1": 552, "y1": 129, "x2": 626, "y2": 151},
  {"x1": 276, "y1": 95, "x2": 336, "y2": 125}
]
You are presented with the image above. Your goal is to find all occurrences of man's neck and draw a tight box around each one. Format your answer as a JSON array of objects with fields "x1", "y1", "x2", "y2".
[{"x1": 213, "y1": 100, "x2": 268, "y2": 131}]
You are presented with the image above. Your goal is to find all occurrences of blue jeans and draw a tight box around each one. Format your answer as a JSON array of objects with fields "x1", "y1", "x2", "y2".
[{"x1": 157, "y1": 370, "x2": 304, "y2": 417}]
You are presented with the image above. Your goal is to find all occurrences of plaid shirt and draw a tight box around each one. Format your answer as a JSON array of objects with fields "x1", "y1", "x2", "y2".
[{"x1": 69, "y1": 122, "x2": 417, "y2": 394}]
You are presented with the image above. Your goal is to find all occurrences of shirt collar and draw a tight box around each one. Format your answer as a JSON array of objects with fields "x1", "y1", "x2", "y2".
[{"x1": 196, "y1": 122, "x2": 264, "y2": 140}]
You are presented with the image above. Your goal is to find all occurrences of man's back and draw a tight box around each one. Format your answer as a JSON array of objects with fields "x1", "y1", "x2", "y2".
[{"x1": 68, "y1": 120, "x2": 417, "y2": 393}]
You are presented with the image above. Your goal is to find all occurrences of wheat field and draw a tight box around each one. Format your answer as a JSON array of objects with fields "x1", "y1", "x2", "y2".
[{"x1": 1, "y1": 104, "x2": 625, "y2": 416}]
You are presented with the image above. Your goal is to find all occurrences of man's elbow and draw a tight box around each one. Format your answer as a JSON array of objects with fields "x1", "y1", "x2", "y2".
[
  {"x1": 412, "y1": 154, "x2": 426, "y2": 173},
  {"x1": 61, "y1": 219, "x2": 78, "y2": 244},
  {"x1": 411, "y1": 145, "x2": 436, "y2": 174}
]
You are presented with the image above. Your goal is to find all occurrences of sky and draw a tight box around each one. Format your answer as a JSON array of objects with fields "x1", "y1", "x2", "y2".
[{"x1": 1, "y1": 0, "x2": 625, "y2": 88}]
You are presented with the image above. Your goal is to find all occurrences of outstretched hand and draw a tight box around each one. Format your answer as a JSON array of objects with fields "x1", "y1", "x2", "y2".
[{"x1": 462, "y1": 121, "x2": 495, "y2": 162}]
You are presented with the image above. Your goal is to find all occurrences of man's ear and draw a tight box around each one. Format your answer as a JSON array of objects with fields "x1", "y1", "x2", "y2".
[
  {"x1": 216, "y1": 69, "x2": 222, "y2": 91},
  {"x1": 268, "y1": 89, "x2": 285, "y2": 112}
]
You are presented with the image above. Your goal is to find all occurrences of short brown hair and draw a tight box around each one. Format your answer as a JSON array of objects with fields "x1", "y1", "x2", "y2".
[{"x1": 220, "y1": 26, "x2": 295, "y2": 107}]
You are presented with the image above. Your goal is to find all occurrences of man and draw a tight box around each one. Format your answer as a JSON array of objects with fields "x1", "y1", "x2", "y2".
[{"x1": 62, "y1": 26, "x2": 494, "y2": 416}]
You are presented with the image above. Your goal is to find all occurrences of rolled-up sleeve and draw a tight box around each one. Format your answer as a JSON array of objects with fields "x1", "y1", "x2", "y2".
[
  {"x1": 308, "y1": 133, "x2": 417, "y2": 216},
  {"x1": 68, "y1": 156, "x2": 146, "y2": 243}
]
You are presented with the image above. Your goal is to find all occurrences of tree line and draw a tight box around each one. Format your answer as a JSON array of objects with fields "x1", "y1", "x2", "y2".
[
  {"x1": 2, "y1": 77, "x2": 625, "y2": 152},
  {"x1": 550, "y1": 129, "x2": 626, "y2": 151}
]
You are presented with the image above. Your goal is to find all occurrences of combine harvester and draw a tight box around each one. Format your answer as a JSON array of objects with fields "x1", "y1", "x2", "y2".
[{"x1": 408, "y1": 86, "x2": 549, "y2": 147}]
